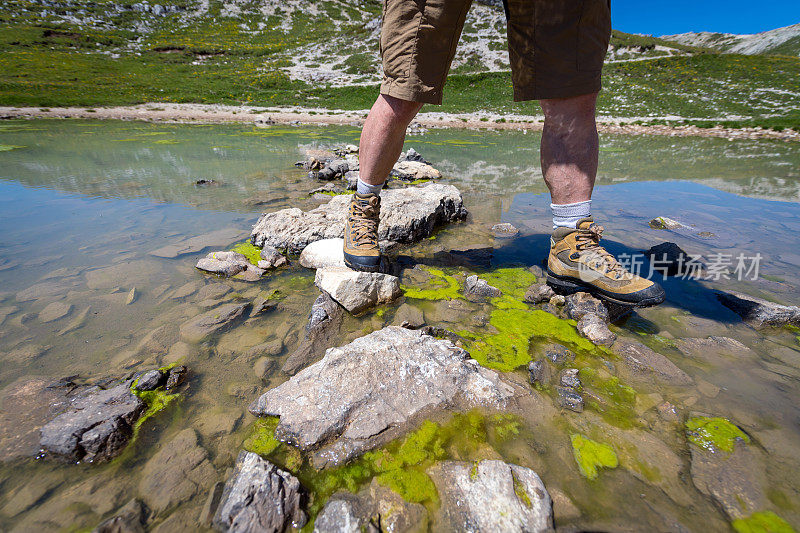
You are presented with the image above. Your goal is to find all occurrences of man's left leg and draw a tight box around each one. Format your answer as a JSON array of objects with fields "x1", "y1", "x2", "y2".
[{"x1": 540, "y1": 93, "x2": 665, "y2": 307}]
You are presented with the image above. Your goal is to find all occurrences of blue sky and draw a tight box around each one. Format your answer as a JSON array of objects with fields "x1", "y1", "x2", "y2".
[{"x1": 611, "y1": 0, "x2": 800, "y2": 36}]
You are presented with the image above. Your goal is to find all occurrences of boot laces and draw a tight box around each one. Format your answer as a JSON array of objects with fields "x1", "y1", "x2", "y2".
[
  {"x1": 349, "y1": 197, "x2": 379, "y2": 246},
  {"x1": 575, "y1": 224, "x2": 628, "y2": 279}
]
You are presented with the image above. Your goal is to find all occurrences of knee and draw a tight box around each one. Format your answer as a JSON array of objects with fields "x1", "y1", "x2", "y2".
[
  {"x1": 378, "y1": 94, "x2": 423, "y2": 124},
  {"x1": 540, "y1": 93, "x2": 597, "y2": 128}
]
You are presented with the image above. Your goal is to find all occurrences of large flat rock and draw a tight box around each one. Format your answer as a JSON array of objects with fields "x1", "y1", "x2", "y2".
[
  {"x1": 314, "y1": 267, "x2": 401, "y2": 314},
  {"x1": 249, "y1": 326, "x2": 516, "y2": 468},
  {"x1": 716, "y1": 291, "x2": 800, "y2": 328},
  {"x1": 250, "y1": 183, "x2": 467, "y2": 254}
]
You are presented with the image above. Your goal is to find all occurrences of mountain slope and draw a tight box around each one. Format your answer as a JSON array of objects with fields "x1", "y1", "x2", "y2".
[{"x1": 663, "y1": 23, "x2": 800, "y2": 56}]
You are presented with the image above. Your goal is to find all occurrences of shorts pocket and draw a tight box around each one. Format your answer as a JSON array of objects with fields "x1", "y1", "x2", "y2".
[{"x1": 576, "y1": 0, "x2": 611, "y2": 72}]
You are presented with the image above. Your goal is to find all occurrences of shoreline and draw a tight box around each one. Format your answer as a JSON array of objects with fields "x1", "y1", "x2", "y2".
[{"x1": 2, "y1": 103, "x2": 798, "y2": 142}]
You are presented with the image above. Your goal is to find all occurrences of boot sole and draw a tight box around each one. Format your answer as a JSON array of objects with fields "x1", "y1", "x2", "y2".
[
  {"x1": 546, "y1": 270, "x2": 665, "y2": 308},
  {"x1": 343, "y1": 256, "x2": 381, "y2": 273}
]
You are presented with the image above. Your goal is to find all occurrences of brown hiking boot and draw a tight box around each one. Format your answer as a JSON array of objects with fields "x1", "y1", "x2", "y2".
[
  {"x1": 547, "y1": 217, "x2": 665, "y2": 307},
  {"x1": 343, "y1": 192, "x2": 382, "y2": 272}
]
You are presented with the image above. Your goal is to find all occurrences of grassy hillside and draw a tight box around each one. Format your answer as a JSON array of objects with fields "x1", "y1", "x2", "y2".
[
  {"x1": 663, "y1": 23, "x2": 800, "y2": 57},
  {"x1": 0, "y1": 0, "x2": 798, "y2": 130}
]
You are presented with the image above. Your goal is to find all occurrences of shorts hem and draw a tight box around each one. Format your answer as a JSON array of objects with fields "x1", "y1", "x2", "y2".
[
  {"x1": 513, "y1": 79, "x2": 602, "y2": 102},
  {"x1": 380, "y1": 78, "x2": 443, "y2": 105}
]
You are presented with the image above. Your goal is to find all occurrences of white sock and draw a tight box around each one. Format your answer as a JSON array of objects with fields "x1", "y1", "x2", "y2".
[
  {"x1": 551, "y1": 200, "x2": 591, "y2": 229},
  {"x1": 356, "y1": 178, "x2": 384, "y2": 196}
]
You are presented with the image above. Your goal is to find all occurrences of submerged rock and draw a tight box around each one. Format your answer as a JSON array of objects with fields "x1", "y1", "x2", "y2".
[
  {"x1": 490, "y1": 222, "x2": 519, "y2": 238},
  {"x1": 179, "y1": 302, "x2": 251, "y2": 343},
  {"x1": 39, "y1": 382, "x2": 144, "y2": 463},
  {"x1": 613, "y1": 341, "x2": 693, "y2": 385},
  {"x1": 576, "y1": 313, "x2": 616, "y2": 346},
  {"x1": 428, "y1": 460, "x2": 553, "y2": 532},
  {"x1": 195, "y1": 251, "x2": 250, "y2": 277},
  {"x1": 463, "y1": 275, "x2": 502, "y2": 300},
  {"x1": 716, "y1": 291, "x2": 800, "y2": 328},
  {"x1": 249, "y1": 327, "x2": 516, "y2": 468},
  {"x1": 213, "y1": 451, "x2": 306, "y2": 532},
  {"x1": 649, "y1": 216, "x2": 687, "y2": 230},
  {"x1": 298, "y1": 238, "x2": 346, "y2": 269},
  {"x1": 282, "y1": 291, "x2": 344, "y2": 375},
  {"x1": 314, "y1": 267, "x2": 401, "y2": 314},
  {"x1": 133, "y1": 369, "x2": 165, "y2": 391},
  {"x1": 556, "y1": 387, "x2": 584, "y2": 413},
  {"x1": 93, "y1": 499, "x2": 146, "y2": 533},
  {"x1": 250, "y1": 183, "x2": 467, "y2": 254},
  {"x1": 39, "y1": 301, "x2": 72, "y2": 323}
]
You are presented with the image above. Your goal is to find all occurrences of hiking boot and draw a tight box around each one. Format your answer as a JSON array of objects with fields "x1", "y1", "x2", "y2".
[
  {"x1": 343, "y1": 192, "x2": 382, "y2": 272},
  {"x1": 546, "y1": 217, "x2": 665, "y2": 307}
]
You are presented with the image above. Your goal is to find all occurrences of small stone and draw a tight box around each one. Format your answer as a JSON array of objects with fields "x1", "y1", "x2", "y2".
[
  {"x1": 657, "y1": 401, "x2": 679, "y2": 423},
  {"x1": 528, "y1": 360, "x2": 550, "y2": 386},
  {"x1": 549, "y1": 295, "x2": 565, "y2": 306},
  {"x1": 576, "y1": 313, "x2": 616, "y2": 346},
  {"x1": 649, "y1": 216, "x2": 687, "y2": 230},
  {"x1": 613, "y1": 341, "x2": 692, "y2": 385},
  {"x1": 524, "y1": 283, "x2": 555, "y2": 304},
  {"x1": 165, "y1": 365, "x2": 187, "y2": 390},
  {"x1": 258, "y1": 245, "x2": 288, "y2": 269},
  {"x1": 125, "y1": 288, "x2": 137, "y2": 305},
  {"x1": 557, "y1": 387, "x2": 584, "y2": 412},
  {"x1": 544, "y1": 344, "x2": 575, "y2": 365},
  {"x1": 299, "y1": 238, "x2": 346, "y2": 269},
  {"x1": 390, "y1": 160, "x2": 441, "y2": 181},
  {"x1": 134, "y1": 369, "x2": 165, "y2": 391},
  {"x1": 463, "y1": 275, "x2": 502, "y2": 300},
  {"x1": 195, "y1": 251, "x2": 249, "y2": 277},
  {"x1": 490, "y1": 222, "x2": 519, "y2": 238},
  {"x1": 559, "y1": 368, "x2": 581, "y2": 389},
  {"x1": 565, "y1": 292, "x2": 609, "y2": 322},
  {"x1": 393, "y1": 303, "x2": 425, "y2": 329}
]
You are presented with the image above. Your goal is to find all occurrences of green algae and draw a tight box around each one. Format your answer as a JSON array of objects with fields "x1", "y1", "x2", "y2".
[
  {"x1": 402, "y1": 266, "x2": 462, "y2": 301},
  {"x1": 685, "y1": 416, "x2": 750, "y2": 453},
  {"x1": 230, "y1": 241, "x2": 263, "y2": 266},
  {"x1": 0, "y1": 144, "x2": 25, "y2": 151},
  {"x1": 732, "y1": 511, "x2": 795, "y2": 533},
  {"x1": 244, "y1": 416, "x2": 282, "y2": 456},
  {"x1": 512, "y1": 472, "x2": 533, "y2": 508},
  {"x1": 571, "y1": 434, "x2": 619, "y2": 480},
  {"x1": 577, "y1": 367, "x2": 638, "y2": 428},
  {"x1": 490, "y1": 413, "x2": 520, "y2": 442},
  {"x1": 461, "y1": 308, "x2": 597, "y2": 372},
  {"x1": 130, "y1": 378, "x2": 181, "y2": 435}
]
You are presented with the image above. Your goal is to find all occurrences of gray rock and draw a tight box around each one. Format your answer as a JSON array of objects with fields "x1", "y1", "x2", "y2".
[
  {"x1": 39, "y1": 301, "x2": 72, "y2": 323},
  {"x1": 139, "y1": 429, "x2": 216, "y2": 515},
  {"x1": 180, "y1": 302, "x2": 251, "y2": 343},
  {"x1": 253, "y1": 357, "x2": 276, "y2": 380},
  {"x1": 309, "y1": 182, "x2": 344, "y2": 196},
  {"x1": 313, "y1": 497, "x2": 366, "y2": 533},
  {"x1": 195, "y1": 251, "x2": 249, "y2": 277},
  {"x1": 390, "y1": 160, "x2": 441, "y2": 181},
  {"x1": 490, "y1": 222, "x2": 519, "y2": 238},
  {"x1": 133, "y1": 370, "x2": 165, "y2": 391},
  {"x1": 213, "y1": 451, "x2": 306, "y2": 532},
  {"x1": 250, "y1": 183, "x2": 467, "y2": 254},
  {"x1": 649, "y1": 216, "x2": 687, "y2": 230},
  {"x1": 150, "y1": 228, "x2": 245, "y2": 258},
  {"x1": 428, "y1": 460, "x2": 553, "y2": 533},
  {"x1": 314, "y1": 267, "x2": 401, "y2": 314},
  {"x1": 716, "y1": 291, "x2": 800, "y2": 328},
  {"x1": 524, "y1": 283, "x2": 555, "y2": 304},
  {"x1": 556, "y1": 387, "x2": 584, "y2": 412},
  {"x1": 165, "y1": 365, "x2": 187, "y2": 390},
  {"x1": 258, "y1": 245, "x2": 288, "y2": 269},
  {"x1": 282, "y1": 291, "x2": 344, "y2": 375},
  {"x1": 565, "y1": 292, "x2": 609, "y2": 322},
  {"x1": 559, "y1": 368, "x2": 581, "y2": 389},
  {"x1": 576, "y1": 313, "x2": 616, "y2": 346},
  {"x1": 249, "y1": 327, "x2": 516, "y2": 468},
  {"x1": 544, "y1": 344, "x2": 575, "y2": 365},
  {"x1": 40, "y1": 382, "x2": 145, "y2": 463},
  {"x1": 401, "y1": 147, "x2": 428, "y2": 164},
  {"x1": 93, "y1": 499, "x2": 146, "y2": 533},
  {"x1": 644, "y1": 242, "x2": 702, "y2": 277},
  {"x1": 463, "y1": 275, "x2": 502, "y2": 300},
  {"x1": 613, "y1": 341, "x2": 693, "y2": 385},
  {"x1": 527, "y1": 360, "x2": 550, "y2": 386},
  {"x1": 299, "y1": 238, "x2": 346, "y2": 269}
]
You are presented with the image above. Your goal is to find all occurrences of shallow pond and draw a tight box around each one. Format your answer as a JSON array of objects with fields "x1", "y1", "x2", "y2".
[{"x1": 0, "y1": 119, "x2": 799, "y2": 532}]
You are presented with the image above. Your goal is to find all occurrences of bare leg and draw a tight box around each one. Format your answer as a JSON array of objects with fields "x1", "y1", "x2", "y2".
[
  {"x1": 359, "y1": 94, "x2": 424, "y2": 186},
  {"x1": 539, "y1": 93, "x2": 599, "y2": 204}
]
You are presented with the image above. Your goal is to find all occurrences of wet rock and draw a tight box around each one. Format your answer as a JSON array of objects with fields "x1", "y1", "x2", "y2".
[
  {"x1": 165, "y1": 365, "x2": 187, "y2": 390},
  {"x1": 6, "y1": 344, "x2": 51, "y2": 364},
  {"x1": 490, "y1": 222, "x2": 519, "y2": 238},
  {"x1": 544, "y1": 344, "x2": 575, "y2": 365},
  {"x1": 716, "y1": 291, "x2": 800, "y2": 328},
  {"x1": 258, "y1": 245, "x2": 288, "y2": 269},
  {"x1": 139, "y1": 428, "x2": 216, "y2": 514},
  {"x1": 253, "y1": 357, "x2": 276, "y2": 380},
  {"x1": 249, "y1": 327, "x2": 517, "y2": 468},
  {"x1": 150, "y1": 228, "x2": 245, "y2": 258},
  {"x1": 195, "y1": 251, "x2": 249, "y2": 277},
  {"x1": 390, "y1": 160, "x2": 441, "y2": 181},
  {"x1": 604, "y1": 300, "x2": 634, "y2": 322},
  {"x1": 125, "y1": 287, "x2": 137, "y2": 305},
  {"x1": 576, "y1": 313, "x2": 616, "y2": 346},
  {"x1": 524, "y1": 283, "x2": 555, "y2": 304},
  {"x1": 93, "y1": 499, "x2": 146, "y2": 533},
  {"x1": 299, "y1": 238, "x2": 346, "y2": 269},
  {"x1": 39, "y1": 301, "x2": 72, "y2": 323},
  {"x1": 1, "y1": 472, "x2": 65, "y2": 518},
  {"x1": 613, "y1": 341, "x2": 693, "y2": 385},
  {"x1": 428, "y1": 460, "x2": 553, "y2": 532},
  {"x1": 197, "y1": 283, "x2": 232, "y2": 301},
  {"x1": 644, "y1": 242, "x2": 702, "y2": 277},
  {"x1": 313, "y1": 497, "x2": 369, "y2": 533},
  {"x1": 212, "y1": 451, "x2": 306, "y2": 532},
  {"x1": 251, "y1": 183, "x2": 467, "y2": 254},
  {"x1": 556, "y1": 387, "x2": 584, "y2": 412},
  {"x1": 137, "y1": 324, "x2": 179, "y2": 356},
  {"x1": 133, "y1": 369, "x2": 165, "y2": 391},
  {"x1": 309, "y1": 182, "x2": 344, "y2": 196},
  {"x1": 59, "y1": 306, "x2": 91, "y2": 335},
  {"x1": 171, "y1": 280, "x2": 203, "y2": 300},
  {"x1": 649, "y1": 216, "x2": 687, "y2": 230},
  {"x1": 179, "y1": 302, "x2": 251, "y2": 343},
  {"x1": 463, "y1": 275, "x2": 501, "y2": 300},
  {"x1": 40, "y1": 382, "x2": 145, "y2": 463},
  {"x1": 282, "y1": 291, "x2": 344, "y2": 375},
  {"x1": 559, "y1": 368, "x2": 581, "y2": 389},
  {"x1": 565, "y1": 292, "x2": 609, "y2": 322},
  {"x1": 656, "y1": 401, "x2": 680, "y2": 423},
  {"x1": 675, "y1": 336, "x2": 753, "y2": 360},
  {"x1": 400, "y1": 147, "x2": 428, "y2": 164},
  {"x1": 393, "y1": 302, "x2": 425, "y2": 328},
  {"x1": 314, "y1": 267, "x2": 401, "y2": 314},
  {"x1": 527, "y1": 359, "x2": 550, "y2": 386},
  {"x1": 251, "y1": 290, "x2": 279, "y2": 316}
]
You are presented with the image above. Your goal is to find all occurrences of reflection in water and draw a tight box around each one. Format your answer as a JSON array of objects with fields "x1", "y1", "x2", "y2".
[{"x1": 0, "y1": 119, "x2": 799, "y2": 531}]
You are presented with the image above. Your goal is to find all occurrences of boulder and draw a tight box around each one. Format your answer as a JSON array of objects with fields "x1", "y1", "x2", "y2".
[
  {"x1": 249, "y1": 327, "x2": 517, "y2": 468},
  {"x1": 390, "y1": 160, "x2": 441, "y2": 181},
  {"x1": 257, "y1": 245, "x2": 288, "y2": 269},
  {"x1": 613, "y1": 341, "x2": 693, "y2": 385},
  {"x1": 463, "y1": 275, "x2": 502, "y2": 300},
  {"x1": 576, "y1": 313, "x2": 616, "y2": 346},
  {"x1": 299, "y1": 239, "x2": 346, "y2": 269},
  {"x1": 282, "y1": 291, "x2": 344, "y2": 376},
  {"x1": 250, "y1": 184, "x2": 467, "y2": 254},
  {"x1": 213, "y1": 451, "x2": 306, "y2": 532},
  {"x1": 40, "y1": 382, "x2": 145, "y2": 463},
  {"x1": 428, "y1": 460, "x2": 553, "y2": 532},
  {"x1": 195, "y1": 251, "x2": 249, "y2": 277},
  {"x1": 314, "y1": 267, "x2": 401, "y2": 314},
  {"x1": 179, "y1": 302, "x2": 251, "y2": 343},
  {"x1": 716, "y1": 291, "x2": 800, "y2": 328}
]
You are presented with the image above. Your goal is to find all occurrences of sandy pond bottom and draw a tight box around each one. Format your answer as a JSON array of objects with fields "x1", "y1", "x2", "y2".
[{"x1": 0, "y1": 119, "x2": 799, "y2": 532}]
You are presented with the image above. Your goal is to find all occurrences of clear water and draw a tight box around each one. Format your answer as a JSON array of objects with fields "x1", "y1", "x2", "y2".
[{"x1": 1, "y1": 119, "x2": 799, "y2": 531}]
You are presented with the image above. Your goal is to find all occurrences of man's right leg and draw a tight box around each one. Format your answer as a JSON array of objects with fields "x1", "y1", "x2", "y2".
[{"x1": 342, "y1": 95, "x2": 422, "y2": 272}]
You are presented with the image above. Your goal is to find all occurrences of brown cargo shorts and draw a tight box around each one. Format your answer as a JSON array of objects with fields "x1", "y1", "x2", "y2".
[{"x1": 380, "y1": 0, "x2": 611, "y2": 104}]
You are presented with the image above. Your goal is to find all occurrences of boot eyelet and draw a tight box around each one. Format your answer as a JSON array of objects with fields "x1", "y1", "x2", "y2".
[{"x1": 569, "y1": 252, "x2": 580, "y2": 261}]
